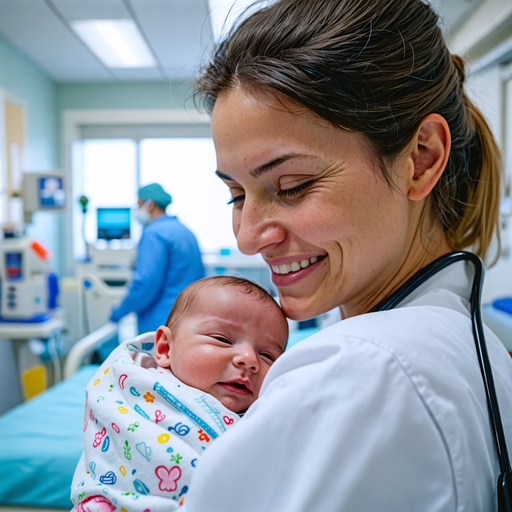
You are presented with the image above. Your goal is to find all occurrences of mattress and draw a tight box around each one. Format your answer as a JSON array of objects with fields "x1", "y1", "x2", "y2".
[{"x1": 0, "y1": 365, "x2": 99, "y2": 508}]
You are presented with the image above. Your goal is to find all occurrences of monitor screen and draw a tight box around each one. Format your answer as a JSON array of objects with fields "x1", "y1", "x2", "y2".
[
  {"x1": 5, "y1": 253, "x2": 22, "y2": 280},
  {"x1": 97, "y1": 208, "x2": 131, "y2": 240},
  {"x1": 39, "y1": 177, "x2": 65, "y2": 208}
]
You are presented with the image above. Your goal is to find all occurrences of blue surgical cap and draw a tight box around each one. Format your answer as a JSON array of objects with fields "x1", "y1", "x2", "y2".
[{"x1": 138, "y1": 183, "x2": 172, "y2": 209}]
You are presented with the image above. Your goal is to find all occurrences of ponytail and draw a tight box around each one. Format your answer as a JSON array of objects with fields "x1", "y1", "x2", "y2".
[
  {"x1": 445, "y1": 95, "x2": 502, "y2": 263},
  {"x1": 433, "y1": 52, "x2": 502, "y2": 263}
]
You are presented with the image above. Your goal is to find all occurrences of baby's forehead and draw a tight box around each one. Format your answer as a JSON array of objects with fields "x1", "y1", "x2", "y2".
[
  {"x1": 194, "y1": 282, "x2": 276, "y2": 312},
  {"x1": 180, "y1": 283, "x2": 285, "y2": 332}
]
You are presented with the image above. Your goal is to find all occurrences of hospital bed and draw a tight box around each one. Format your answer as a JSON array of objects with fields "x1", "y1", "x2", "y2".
[{"x1": 0, "y1": 320, "x2": 317, "y2": 509}]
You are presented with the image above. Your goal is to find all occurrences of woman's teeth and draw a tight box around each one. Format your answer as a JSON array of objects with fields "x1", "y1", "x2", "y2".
[{"x1": 271, "y1": 256, "x2": 320, "y2": 275}]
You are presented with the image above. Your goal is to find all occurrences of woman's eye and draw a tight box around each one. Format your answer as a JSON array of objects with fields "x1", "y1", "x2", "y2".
[
  {"x1": 276, "y1": 179, "x2": 316, "y2": 198},
  {"x1": 260, "y1": 352, "x2": 275, "y2": 362},
  {"x1": 212, "y1": 336, "x2": 232, "y2": 345},
  {"x1": 227, "y1": 194, "x2": 245, "y2": 205}
]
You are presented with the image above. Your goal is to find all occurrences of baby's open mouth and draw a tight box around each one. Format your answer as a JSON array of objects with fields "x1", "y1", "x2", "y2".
[{"x1": 218, "y1": 381, "x2": 252, "y2": 395}]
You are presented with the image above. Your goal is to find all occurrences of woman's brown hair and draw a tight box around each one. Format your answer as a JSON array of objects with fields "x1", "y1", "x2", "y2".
[{"x1": 196, "y1": 0, "x2": 502, "y2": 261}]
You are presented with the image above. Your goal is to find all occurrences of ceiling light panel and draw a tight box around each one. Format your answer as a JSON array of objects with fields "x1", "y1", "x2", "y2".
[{"x1": 71, "y1": 19, "x2": 156, "y2": 68}]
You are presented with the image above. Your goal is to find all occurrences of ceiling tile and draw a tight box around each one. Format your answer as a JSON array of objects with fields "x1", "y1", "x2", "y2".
[
  {"x1": 0, "y1": 0, "x2": 112, "y2": 81},
  {"x1": 50, "y1": 0, "x2": 131, "y2": 20},
  {"x1": 128, "y1": 0, "x2": 214, "y2": 79}
]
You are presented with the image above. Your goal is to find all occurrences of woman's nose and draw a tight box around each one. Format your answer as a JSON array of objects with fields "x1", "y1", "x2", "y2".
[
  {"x1": 235, "y1": 198, "x2": 287, "y2": 256},
  {"x1": 233, "y1": 347, "x2": 259, "y2": 372}
]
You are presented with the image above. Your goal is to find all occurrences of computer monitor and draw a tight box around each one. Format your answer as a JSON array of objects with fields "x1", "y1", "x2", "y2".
[{"x1": 97, "y1": 208, "x2": 131, "y2": 240}]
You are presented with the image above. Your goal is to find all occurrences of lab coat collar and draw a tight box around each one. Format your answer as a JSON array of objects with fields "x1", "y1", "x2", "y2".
[{"x1": 397, "y1": 259, "x2": 474, "y2": 314}]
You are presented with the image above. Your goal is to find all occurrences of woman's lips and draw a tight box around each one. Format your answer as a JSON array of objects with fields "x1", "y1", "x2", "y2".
[
  {"x1": 218, "y1": 381, "x2": 252, "y2": 396},
  {"x1": 269, "y1": 255, "x2": 328, "y2": 287}
]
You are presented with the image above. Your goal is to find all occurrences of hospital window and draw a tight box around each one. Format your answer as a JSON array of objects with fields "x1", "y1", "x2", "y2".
[
  {"x1": 74, "y1": 137, "x2": 236, "y2": 258},
  {"x1": 73, "y1": 139, "x2": 138, "y2": 259}
]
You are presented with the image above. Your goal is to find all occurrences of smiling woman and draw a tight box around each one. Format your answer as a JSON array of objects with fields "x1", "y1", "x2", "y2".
[
  {"x1": 183, "y1": 0, "x2": 512, "y2": 511},
  {"x1": 211, "y1": 92, "x2": 452, "y2": 320}
]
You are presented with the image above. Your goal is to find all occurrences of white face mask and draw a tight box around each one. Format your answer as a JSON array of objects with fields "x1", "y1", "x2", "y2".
[{"x1": 134, "y1": 202, "x2": 151, "y2": 226}]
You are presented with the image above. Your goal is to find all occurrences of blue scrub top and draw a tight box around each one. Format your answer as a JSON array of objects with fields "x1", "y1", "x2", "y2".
[{"x1": 110, "y1": 215, "x2": 205, "y2": 333}]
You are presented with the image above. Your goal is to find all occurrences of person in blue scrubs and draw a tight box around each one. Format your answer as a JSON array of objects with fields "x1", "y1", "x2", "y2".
[{"x1": 110, "y1": 183, "x2": 205, "y2": 334}]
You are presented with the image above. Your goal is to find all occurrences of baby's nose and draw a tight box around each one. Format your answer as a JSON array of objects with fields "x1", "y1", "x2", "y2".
[{"x1": 233, "y1": 348, "x2": 259, "y2": 371}]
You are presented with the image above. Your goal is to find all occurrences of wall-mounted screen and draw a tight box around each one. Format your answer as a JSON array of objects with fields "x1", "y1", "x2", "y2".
[
  {"x1": 97, "y1": 208, "x2": 131, "y2": 240},
  {"x1": 39, "y1": 177, "x2": 65, "y2": 208}
]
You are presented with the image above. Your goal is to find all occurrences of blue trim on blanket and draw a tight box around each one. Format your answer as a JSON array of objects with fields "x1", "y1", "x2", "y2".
[{"x1": 153, "y1": 382, "x2": 219, "y2": 439}]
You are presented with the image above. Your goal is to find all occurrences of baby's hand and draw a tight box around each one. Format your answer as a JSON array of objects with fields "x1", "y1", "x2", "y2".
[{"x1": 72, "y1": 496, "x2": 115, "y2": 512}]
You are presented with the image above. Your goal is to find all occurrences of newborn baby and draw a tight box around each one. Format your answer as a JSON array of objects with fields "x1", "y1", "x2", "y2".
[{"x1": 71, "y1": 276, "x2": 288, "y2": 512}]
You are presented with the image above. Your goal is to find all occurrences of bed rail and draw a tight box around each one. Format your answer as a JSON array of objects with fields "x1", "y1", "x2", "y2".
[{"x1": 63, "y1": 322, "x2": 118, "y2": 379}]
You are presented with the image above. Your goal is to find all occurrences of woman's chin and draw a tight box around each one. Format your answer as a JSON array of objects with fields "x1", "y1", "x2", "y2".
[{"x1": 280, "y1": 295, "x2": 329, "y2": 322}]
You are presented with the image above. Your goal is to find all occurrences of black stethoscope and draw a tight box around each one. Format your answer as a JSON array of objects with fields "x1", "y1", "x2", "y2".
[{"x1": 370, "y1": 251, "x2": 512, "y2": 512}]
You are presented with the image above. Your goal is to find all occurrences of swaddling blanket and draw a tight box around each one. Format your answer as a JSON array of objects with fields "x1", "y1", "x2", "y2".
[{"x1": 71, "y1": 333, "x2": 239, "y2": 511}]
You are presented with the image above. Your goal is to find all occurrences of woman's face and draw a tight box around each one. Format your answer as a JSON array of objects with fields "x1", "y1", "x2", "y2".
[{"x1": 211, "y1": 88, "x2": 418, "y2": 320}]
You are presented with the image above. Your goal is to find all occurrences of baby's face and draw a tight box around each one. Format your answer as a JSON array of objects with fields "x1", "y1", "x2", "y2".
[{"x1": 155, "y1": 287, "x2": 288, "y2": 412}]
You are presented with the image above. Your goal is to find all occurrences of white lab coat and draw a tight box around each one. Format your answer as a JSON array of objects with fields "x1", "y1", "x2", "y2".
[{"x1": 183, "y1": 262, "x2": 512, "y2": 512}]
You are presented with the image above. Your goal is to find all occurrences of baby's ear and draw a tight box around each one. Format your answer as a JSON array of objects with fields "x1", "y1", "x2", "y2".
[{"x1": 154, "y1": 326, "x2": 173, "y2": 367}]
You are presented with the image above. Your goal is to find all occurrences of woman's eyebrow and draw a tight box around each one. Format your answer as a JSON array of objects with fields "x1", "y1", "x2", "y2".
[
  {"x1": 216, "y1": 153, "x2": 312, "y2": 182},
  {"x1": 250, "y1": 153, "x2": 304, "y2": 178}
]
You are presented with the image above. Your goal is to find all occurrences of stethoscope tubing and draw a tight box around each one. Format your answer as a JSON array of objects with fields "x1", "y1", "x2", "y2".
[{"x1": 370, "y1": 251, "x2": 511, "y2": 503}]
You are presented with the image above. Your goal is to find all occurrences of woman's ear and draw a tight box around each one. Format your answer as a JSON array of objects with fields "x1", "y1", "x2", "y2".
[
  {"x1": 154, "y1": 326, "x2": 173, "y2": 367},
  {"x1": 407, "y1": 113, "x2": 451, "y2": 201}
]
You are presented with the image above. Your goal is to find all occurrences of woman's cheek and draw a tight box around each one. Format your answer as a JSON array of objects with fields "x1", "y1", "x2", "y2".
[{"x1": 293, "y1": 199, "x2": 342, "y2": 244}]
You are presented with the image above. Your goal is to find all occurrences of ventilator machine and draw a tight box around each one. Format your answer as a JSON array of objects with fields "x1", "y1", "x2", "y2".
[
  {"x1": 0, "y1": 236, "x2": 58, "y2": 321},
  {"x1": 0, "y1": 170, "x2": 67, "y2": 415}
]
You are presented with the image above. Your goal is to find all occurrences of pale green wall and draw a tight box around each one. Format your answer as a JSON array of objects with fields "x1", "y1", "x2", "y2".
[
  {"x1": 56, "y1": 80, "x2": 194, "y2": 111},
  {"x1": 0, "y1": 35, "x2": 61, "y2": 272},
  {"x1": 0, "y1": 35, "x2": 57, "y2": 169}
]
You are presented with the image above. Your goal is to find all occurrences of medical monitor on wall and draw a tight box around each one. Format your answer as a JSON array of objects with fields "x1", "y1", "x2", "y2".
[
  {"x1": 23, "y1": 171, "x2": 67, "y2": 214},
  {"x1": 39, "y1": 177, "x2": 65, "y2": 208},
  {"x1": 97, "y1": 208, "x2": 131, "y2": 240}
]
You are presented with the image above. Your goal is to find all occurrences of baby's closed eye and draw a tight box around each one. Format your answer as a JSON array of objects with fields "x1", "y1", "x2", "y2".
[{"x1": 211, "y1": 336, "x2": 232, "y2": 345}]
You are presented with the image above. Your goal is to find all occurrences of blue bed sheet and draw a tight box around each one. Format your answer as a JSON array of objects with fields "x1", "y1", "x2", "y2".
[{"x1": 0, "y1": 365, "x2": 99, "y2": 508}]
